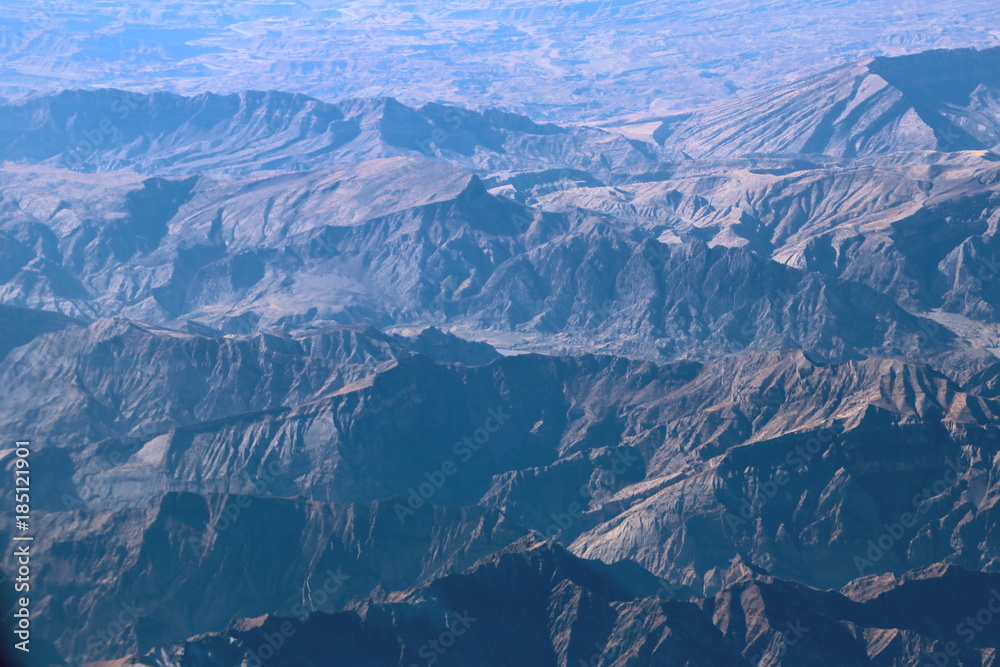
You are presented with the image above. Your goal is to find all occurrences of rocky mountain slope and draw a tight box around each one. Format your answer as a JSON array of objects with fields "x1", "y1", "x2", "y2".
[
  {"x1": 0, "y1": 158, "x2": 989, "y2": 372},
  {"x1": 111, "y1": 541, "x2": 1000, "y2": 667},
  {"x1": 0, "y1": 303, "x2": 79, "y2": 360},
  {"x1": 0, "y1": 91, "x2": 655, "y2": 177},
  {"x1": 12, "y1": 493, "x2": 526, "y2": 663},
  {"x1": 653, "y1": 47, "x2": 1000, "y2": 158},
  {"x1": 3, "y1": 42, "x2": 1000, "y2": 667},
  {"x1": 6, "y1": 321, "x2": 1000, "y2": 662}
]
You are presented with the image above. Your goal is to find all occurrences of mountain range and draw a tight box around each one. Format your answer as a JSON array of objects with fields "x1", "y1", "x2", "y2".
[{"x1": 3, "y1": 43, "x2": 1000, "y2": 667}]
